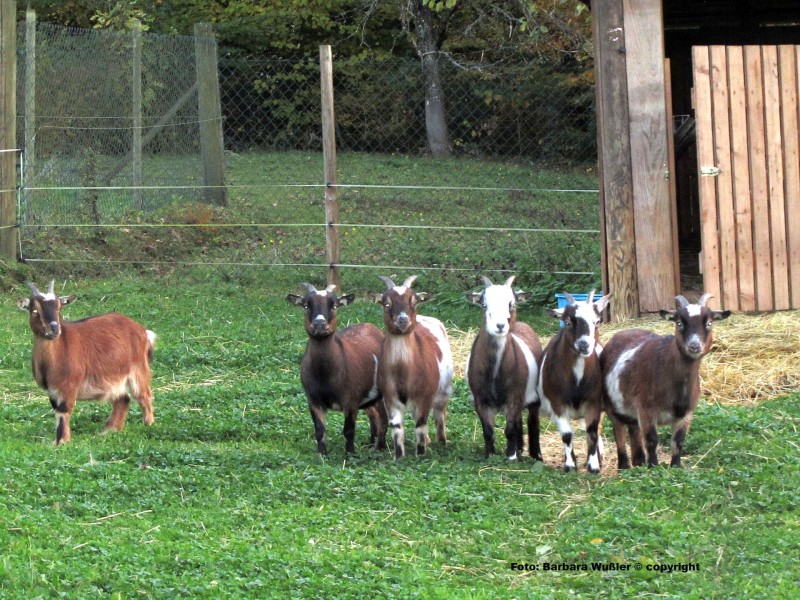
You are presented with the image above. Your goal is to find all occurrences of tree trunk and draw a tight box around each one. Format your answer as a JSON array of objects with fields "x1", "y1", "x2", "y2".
[{"x1": 411, "y1": 3, "x2": 450, "y2": 157}]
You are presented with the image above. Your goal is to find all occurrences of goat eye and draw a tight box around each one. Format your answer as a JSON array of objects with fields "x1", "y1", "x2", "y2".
[{"x1": 31, "y1": 309, "x2": 38, "y2": 315}]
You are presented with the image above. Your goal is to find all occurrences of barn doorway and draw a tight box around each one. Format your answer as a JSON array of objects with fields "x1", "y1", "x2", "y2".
[{"x1": 662, "y1": 1, "x2": 800, "y2": 306}]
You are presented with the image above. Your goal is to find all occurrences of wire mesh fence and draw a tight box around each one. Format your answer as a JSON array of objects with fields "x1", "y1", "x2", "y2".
[{"x1": 14, "y1": 19, "x2": 600, "y2": 287}]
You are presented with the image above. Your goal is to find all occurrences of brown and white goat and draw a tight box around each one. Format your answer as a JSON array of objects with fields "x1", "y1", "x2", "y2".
[
  {"x1": 370, "y1": 275, "x2": 453, "y2": 458},
  {"x1": 466, "y1": 276, "x2": 542, "y2": 460},
  {"x1": 287, "y1": 283, "x2": 387, "y2": 455},
  {"x1": 536, "y1": 291, "x2": 611, "y2": 473},
  {"x1": 17, "y1": 280, "x2": 155, "y2": 445},
  {"x1": 601, "y1": 293, "x2": 730, "y2": 469}
]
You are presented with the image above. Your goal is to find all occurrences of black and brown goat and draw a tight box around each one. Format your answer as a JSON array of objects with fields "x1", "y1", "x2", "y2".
[
  {"x1": 287, "y1": 283, "x2": 387, "y2": 455},
  {"x1": 370, "y1": 276, "x2": 453, "y2": 458},
  {"x1": 466, "y1": 276, "x2": 542, "y2": 460},
  {"x1": 536, "y1": 291, "x2": 611, "y2": 473},
  {"x1": 17, "y1": 280, "x2": 155, "y2": 445},
  {"x1": 601, "y1": 293, "x2": 731, "y2": 468}
]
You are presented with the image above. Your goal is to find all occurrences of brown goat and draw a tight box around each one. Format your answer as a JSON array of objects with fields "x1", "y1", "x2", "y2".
[
  {"x1": 370, "y1": 275, "x2": 453, "y2": 458},
  {"x1": 601, "y1": 293, "x2": 731, "y2": 468},
  {"x1": 287, "y1": 283, "x2": 387, "y2": 455},
  {"x1": 466, "y1": 276, "x2": 542, "y2": 460},
  {"x1": 17, "y1": 281, "x2": 155, "y2": 445},
  {"x1": 536, "y1": 291, "x2": 611, "y2": 473}
]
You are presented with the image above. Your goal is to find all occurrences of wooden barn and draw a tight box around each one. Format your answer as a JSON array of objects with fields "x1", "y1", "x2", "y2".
[{"x1": 591, "y1": 0, "x2": 800, "y2": 318}]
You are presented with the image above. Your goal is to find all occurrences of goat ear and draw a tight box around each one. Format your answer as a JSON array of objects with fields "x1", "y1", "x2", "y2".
[
  {"x1": 546, "y1": 307, "x2": 564, "y2": 320},
  {"x1": 60, "y1": 295, "x2": 77, "y2": 306},
  {"x1": 593, "y1": 294, "x2": 611, "y2": 315},
  {"x1": 467, "y1": 291, "x2": 483, "y2": 305},
  {"x1": 416, "y1": 292, "x2": 432, "y2": 303},
  {"x1": 337, "y1": 294, "x2": 355, "y2": 307},
  {"x1": 711, "y1": 309, "x2": 732, "y2": 321},
  {"x1": 514, "y1": 290, "x2": 532, "y2": 304},
  {"x1": 17, "y1": 298, "x2": 30, "y2": 311},
  {"x1": 368, "y1": 291, "x2": 384, "y2": 304},
  {"x1": 286, "y1": 293, "x2": 305, "y2": 307},
  {"x1": 660, "y1": 309, "x2": 677, "y2": 321}
]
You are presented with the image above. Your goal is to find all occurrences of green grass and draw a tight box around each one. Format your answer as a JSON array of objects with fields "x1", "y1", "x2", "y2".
[{"x1": 1, "y1": 276, "x2": 798, "y2": 599}]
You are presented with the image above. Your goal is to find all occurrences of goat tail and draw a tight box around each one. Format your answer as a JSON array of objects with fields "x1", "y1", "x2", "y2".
[{"x1": 146, "y1": 329, "x2": 157, "y2": 362}]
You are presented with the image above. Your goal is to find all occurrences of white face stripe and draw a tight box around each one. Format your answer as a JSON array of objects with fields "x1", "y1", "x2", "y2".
[
  {"x1": 482, "y1": 285, "x2": 515, "y2": 336},
  {"x1": 572, "y1": 302, "x2": 598, "y2": 355},
  {"x1": 686, "y1": 304, "x2": 702, "y2": 317}
]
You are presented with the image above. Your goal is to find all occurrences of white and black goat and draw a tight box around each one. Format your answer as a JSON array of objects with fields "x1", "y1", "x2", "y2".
[
  {"x1": 287, "y1": 283, "x2": 387, "y2": 455},
  {"x1": 601, "y1": 293, "x2": 730, "y2": 469},
  {"x1": 17, "y1": 280, "x2": 156, "y2": 445},
  {"x1": 536, "y1": 291, "x2": 611, "y2": 473},
  {"x1": 370, "y1": 276, "x2": 453, "y2": 458},
  {"x1": 465, "y1": 276, "x2": 542, "y2": 460}
]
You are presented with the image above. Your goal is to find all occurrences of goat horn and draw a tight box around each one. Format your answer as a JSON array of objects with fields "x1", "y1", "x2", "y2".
[
  {"x1": 674, "y1": 295, "x2": 690, "y2": 309},
  {"x1": 26, "y1": 282, "x2": 41, "y2": 296},
  {"x1": 504, "y1": 275, "x2": 516, "y2": 287},
  {"x1": 586, "y1": 289, "x2": 596, "y2": 304},
  {"x1": 481, "y1": 275, "x2": 494, "y2": 288},
  {"x1": 698, "y1": 292, "x2": 714, "y2": 307},
  {"x1": 301, "y1": 282, "x2": 317, "y2": 294},
  {"x1": 325, "y1": 284, "x2": 337, "y2": 294},
  {"x1": 563, "y1": 291, "x2": 576, "y2": 305},
  {"x1": 401, "y1": 275, "x2": 417, "y2": 288},
  {"x1": 48, "y1": 280, "x2": 55, "y2": 295},
  {"x1": 378, "y1": 276, "x2": 396, "y2": 290}
]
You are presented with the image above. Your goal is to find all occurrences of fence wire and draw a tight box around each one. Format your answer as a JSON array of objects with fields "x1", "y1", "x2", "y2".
[{"x1": 14, "y1": 20, "x2": 600, "y2": 284}]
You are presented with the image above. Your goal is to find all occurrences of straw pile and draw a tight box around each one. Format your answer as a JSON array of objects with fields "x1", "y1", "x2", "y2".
[{"x1": 449, "y1": 310, "x2": 800, "y2": 407}]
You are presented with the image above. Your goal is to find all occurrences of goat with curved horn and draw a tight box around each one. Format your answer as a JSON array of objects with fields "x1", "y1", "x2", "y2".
[
  {"x1": 287, "y1": 283, "x2": 387, "y2": 455},
  {"x1": 370, "y1": 275, "x2": 452, "y2": 457},
  {"x1": 17, "y1": 282, "x2": 156, "y2": 445}
]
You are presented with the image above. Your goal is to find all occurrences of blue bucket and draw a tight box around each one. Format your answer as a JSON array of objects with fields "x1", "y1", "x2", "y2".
[
  {"x1": 554, "y1": 292, "x2": 604, "y2": 326},
  {"x1": 554, "y1": 292, "x2": 604, "y2": 309}
]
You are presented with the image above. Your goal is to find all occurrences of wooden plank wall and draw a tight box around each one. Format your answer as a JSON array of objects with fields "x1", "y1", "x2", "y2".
[
  {"x1": 623, "y1": 0, "x2": 679, "y2": 312},
  {"x1": 693, "y1": 45, "x2": 800, "y2": 311}
]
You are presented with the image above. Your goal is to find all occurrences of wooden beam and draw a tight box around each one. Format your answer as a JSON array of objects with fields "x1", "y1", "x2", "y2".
[
  {"x1": 194, "y1": 23, "x2": 226, "y2": 206},
  {"x1": 0, "y1": 0, "x2": 17, "y2": 261},
  {"x1": 593, "y1": 0, "x2": 639, "y2": 320},
  {"x1": 623, "y1": 0, "x2": 678, "y2": 311},
  {"x1": 320, "y1": 45, "x2": 340, "y2": 290}
]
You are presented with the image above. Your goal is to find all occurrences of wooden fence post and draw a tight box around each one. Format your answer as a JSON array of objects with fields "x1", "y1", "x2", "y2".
[
  {"x1": 23, "y1": 8, "x2": 35, "y2": 221},
  {"x1": 0, "y1": 0, "x2": 18, "y2": 261},
  {"x1": 194, "y1": 23, "x2": 226, "y2": 205},
  {"x1": 320, "y1": 45, "x2": 340, "y2": 290},
  {"x1": 131, "y1": 19, "x2": 143, "y2": 210}
]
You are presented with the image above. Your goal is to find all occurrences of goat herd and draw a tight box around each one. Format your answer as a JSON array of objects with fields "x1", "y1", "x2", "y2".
[{"x1": 17, "y1": 277, "x2": 730, "y2": 473}]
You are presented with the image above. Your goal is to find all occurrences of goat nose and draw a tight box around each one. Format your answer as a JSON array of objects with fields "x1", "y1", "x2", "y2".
[
  {"x1": 496, "y1": 323, "x2": 505, "y2": 333},
  {"x1": 397, "y1": 313, "x2": 409, "y2": 326},
  {"x1": 577, "y1": 339, "x2": 590, "y2": 354}
]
